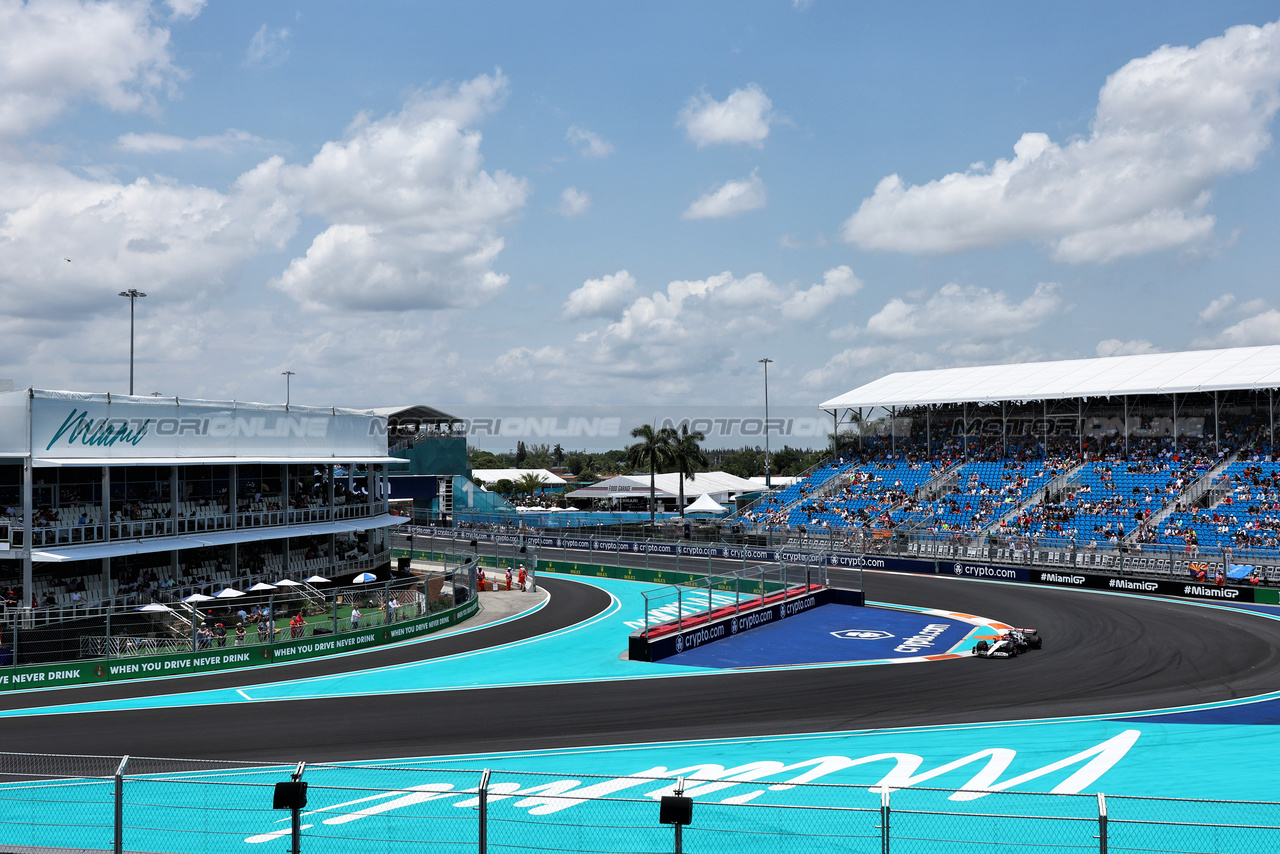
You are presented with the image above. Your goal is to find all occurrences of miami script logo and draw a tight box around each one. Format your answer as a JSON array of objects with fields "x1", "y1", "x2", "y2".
[
  {"x1": 245, "y1": 730, "x2": 1140, "y2": 843},
  {"x1": 45, "y1": 409, "x2": 149, "y2": 451}
]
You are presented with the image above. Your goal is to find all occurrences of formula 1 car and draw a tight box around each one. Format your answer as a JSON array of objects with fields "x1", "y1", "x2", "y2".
[
  {"x1": 1011, "y1": 628, "x2": 1043, "y2": 651},
  {"x1": 972, "y1": 628, "x2": 1042, "y2": 658}
]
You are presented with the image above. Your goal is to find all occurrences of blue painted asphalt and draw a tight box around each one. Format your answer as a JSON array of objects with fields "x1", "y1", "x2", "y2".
[{"x1": 665, "y1": 603, "x2": 978, "y2": 667}]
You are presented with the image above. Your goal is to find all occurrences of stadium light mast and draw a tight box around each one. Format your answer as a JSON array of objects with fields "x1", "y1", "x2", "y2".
[
  {"x1": 759, "y1": 358, "x2": 773, "y2": 488},
  {"x1": 118, "y1": 289, "x2": 147, "y2": 395},
  {"x1": 283, "y1": 370, "x2": 296, "y2": 407}
]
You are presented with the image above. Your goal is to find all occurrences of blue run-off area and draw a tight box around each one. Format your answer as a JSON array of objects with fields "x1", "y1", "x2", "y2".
[{"x1": 666, "y1": 603, "x2": 978, "y2": 667}]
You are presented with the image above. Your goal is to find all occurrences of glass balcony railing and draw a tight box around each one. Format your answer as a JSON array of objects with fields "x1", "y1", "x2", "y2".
[{"x1": 18, "y1": 500, "x2": 386, "y2": 549}]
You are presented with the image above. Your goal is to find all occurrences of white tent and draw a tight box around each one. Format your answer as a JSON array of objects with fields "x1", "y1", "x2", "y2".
[
  {"x1": 685, "y1": 493, "x2": 728, "y2": 514},
  {"x1": 567, "y1": 471, "x2": 759, "y2": 502}
]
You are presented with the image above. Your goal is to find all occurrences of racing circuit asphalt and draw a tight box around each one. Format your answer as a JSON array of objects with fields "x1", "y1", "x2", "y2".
[{"x1": 6, "y1": 569, "x2": 1280, "y2": 763}]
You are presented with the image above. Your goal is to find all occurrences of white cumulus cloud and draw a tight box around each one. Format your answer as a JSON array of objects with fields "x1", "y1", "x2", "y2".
[
  {"x1": 780, "y1": 266, "x2": 863, "y2": 320},
  {"x1": 1096, "y1": 339, "x2": 1160, "y2": 357},
  {"x1": 245, "y1": 24, "x2": 290, "y2": 69},
  {"x1": 678, "y1": 84, "x2": 774, "y2": 148},
  {"x1": 1198, "y1": 294, "x2": 1237, "y2": 325},
  {"x1": 862, "y1": 282, "x2": 1063, "y2": 341},
  {"x1": 166, "y1": 0, "x2": 205, "y2": 20},
  {"x1": 117, "y1": 128, "x2": 266, "y2": 153},
  {"x1": 563, "y1": 270, "x2": 636, "y2": 320},
  {"x1": 499, "y1": 271, "x2": 782, "y2": 389},
  {"x1": 558, "y1": 187, "x2": 591, "y2": 217},
  {"x1": 0, "y1": 155, "x2": 299, "y2": 321},
  {"x1": 566, "y1": 125, "x2": 614, "y2": 158},
  {"x1": 272, "y1": 71, "x2": 528, "y2": 312},
  {"x1": 842, "y1": 19, "x2": 1280, "y2": 263},
  {"x1": 0, "y1": 0, "x2": 181, "y2": 138},
  {"x1": 1196, "y1": 308, "x2": 1280, "y2": 347},
  {"x1": 682, "y1": 169, "x2": 766, "y2": 219}
]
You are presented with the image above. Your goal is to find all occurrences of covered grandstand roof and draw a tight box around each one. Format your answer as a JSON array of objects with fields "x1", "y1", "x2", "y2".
[
  {"x1": 371, "y1": 404, "x2": 461, "y2": 424},
  {"x1": 820, "y1": 345, "x2": 1280, "y2": 411}
]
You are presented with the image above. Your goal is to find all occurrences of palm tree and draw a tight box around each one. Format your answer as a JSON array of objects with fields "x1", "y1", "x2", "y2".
[
  {"x1": 626, "y1": 424, "x2": 675, "y2": 524},
  {"x1": 669, "y1": 424, "x2": 708, "y2": 517},
  {"x1": 515, "y1": 471, "x2": 547, "y2": 498}
]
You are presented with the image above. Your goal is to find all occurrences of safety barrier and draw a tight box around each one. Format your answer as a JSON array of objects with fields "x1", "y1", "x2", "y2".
[{"x1": 402, "y1": 528, "x2": 1280, "y2": 606}]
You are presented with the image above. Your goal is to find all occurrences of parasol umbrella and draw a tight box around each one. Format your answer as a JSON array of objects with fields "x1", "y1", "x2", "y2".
[
  {"x1": 137, "y1": 603, "x2": 172, "y2": 612},
  {"x1": 248, "y1": 582, "x2": 278, "y2": 592},
  {"x1": 351, "y1": 572, "x2": 377, "y2": 584},
  {"x1": 182, "y1": 593, "x2": 214, "y2": 603},
  {"x1": 214, "y1": 587, "x2": 245, "y2": 598},
  {"x1": 304, "y1": 575, "x2": 330, "y2": 584},
  {"x1": 273, "y1": 579, "x2": 304, "y2": 587}
]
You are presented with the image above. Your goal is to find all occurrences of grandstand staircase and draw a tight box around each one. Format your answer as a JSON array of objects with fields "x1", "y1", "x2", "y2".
[
  {"x1": 805, "y1": 462, "x2": 854, "y2": 503},
  {"x1": 440, "y1": 476, "x2": 454, "y2": 517},
  {"x1": 1133, "y1": 450, "x2": 1240, "y2": 539},
  {"x1": 730, "y1": 455, "x2": 841, "y2": 523},
  {"x1": 980, "y1": 460, "x2": 1086, "y2": 538},
  {"x1": 916, "y1": 462, "x2": 964, "y2": 501}
]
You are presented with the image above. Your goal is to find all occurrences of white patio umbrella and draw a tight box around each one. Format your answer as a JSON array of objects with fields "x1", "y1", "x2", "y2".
[
  {"x1": 273, "y1": 579, "x2": 304, "y2": 587},
  {"x1": 182, "y1": 593, "x2": 215, "y2": 603},
  {"x1": 214, "y1": 587, "x2": 245, "y2": 598},
  {"x1": 248, "y1": 582, "x2": 278, "y2": 592},
  {"x1": 304, "y1": 575, "x2": 330, "y2": 583},
  {"x1": 352, "y1": 572, "x2": 377, "y2": 584},
  {"x1": 137, "y1": 603, "x2": 172, "y2": 612}
]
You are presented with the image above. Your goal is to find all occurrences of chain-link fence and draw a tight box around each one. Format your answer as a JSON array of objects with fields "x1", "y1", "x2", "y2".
[{"x1": 3, "y1": 752, "x2": 1279, "y2": 854}]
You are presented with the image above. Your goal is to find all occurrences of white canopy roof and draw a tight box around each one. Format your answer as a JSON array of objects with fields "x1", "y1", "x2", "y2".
[
  {"x1": 685, "y1": 493, "x2": 728, "y2": 514},
  {"x1": 820, "y1": 345, "x2": 1280, "y2": 411},
  {"x1": 567, "y1": 471, "x2": 759, "y2": 501}
]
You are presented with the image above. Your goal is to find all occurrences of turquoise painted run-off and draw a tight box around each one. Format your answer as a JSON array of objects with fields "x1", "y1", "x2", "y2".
[{"x1": 6, "y1": 572, "x2": 1280, "y2": 852}]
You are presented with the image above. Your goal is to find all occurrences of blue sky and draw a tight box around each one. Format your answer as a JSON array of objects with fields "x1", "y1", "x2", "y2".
[{"x1": 3, "y1": 1, "x2": 1280, "y2": 414}]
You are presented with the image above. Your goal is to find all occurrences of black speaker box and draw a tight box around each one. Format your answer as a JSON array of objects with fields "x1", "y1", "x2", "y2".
[
  {"x1": 659, "y1": 795, "x2": 692, "y2": 826},
  {"x1": 273, "y1": 781, "x2": 308, "y2": 810}
]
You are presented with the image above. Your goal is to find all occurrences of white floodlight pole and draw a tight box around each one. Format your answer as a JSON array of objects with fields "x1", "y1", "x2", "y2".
[
  {"x1": 117, "y1": 289, "x2": 147, "y2": 395},
  {"x1": 759, "y1": 358, "x2": 773, "y2": 488}
]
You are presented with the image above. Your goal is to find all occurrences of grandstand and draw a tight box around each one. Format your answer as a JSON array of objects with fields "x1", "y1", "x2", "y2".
[
  {"x1": 740, "y1": 345, "x2": 1280, "y2": 576},
  {"x1": 0, "y1": 390, "x2": 406, "y2": 624}
]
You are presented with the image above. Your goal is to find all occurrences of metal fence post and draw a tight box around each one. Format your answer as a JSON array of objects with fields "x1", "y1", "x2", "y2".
[
  {"x1": 879, "y1": 786, "x2": 890, "y2": 854},
  {"x1": 290, "y1": 762, "x2": 306, "y2": 854},
  {"x1": 1098, "y1": 792, "x2": 1107, "y2": 854},
  {"x1": 113, "y1": 754, "x2": 130, "y2": 854},
  {"x1": 478, "y1": 768, "x2": 491, "y2": 854}
]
